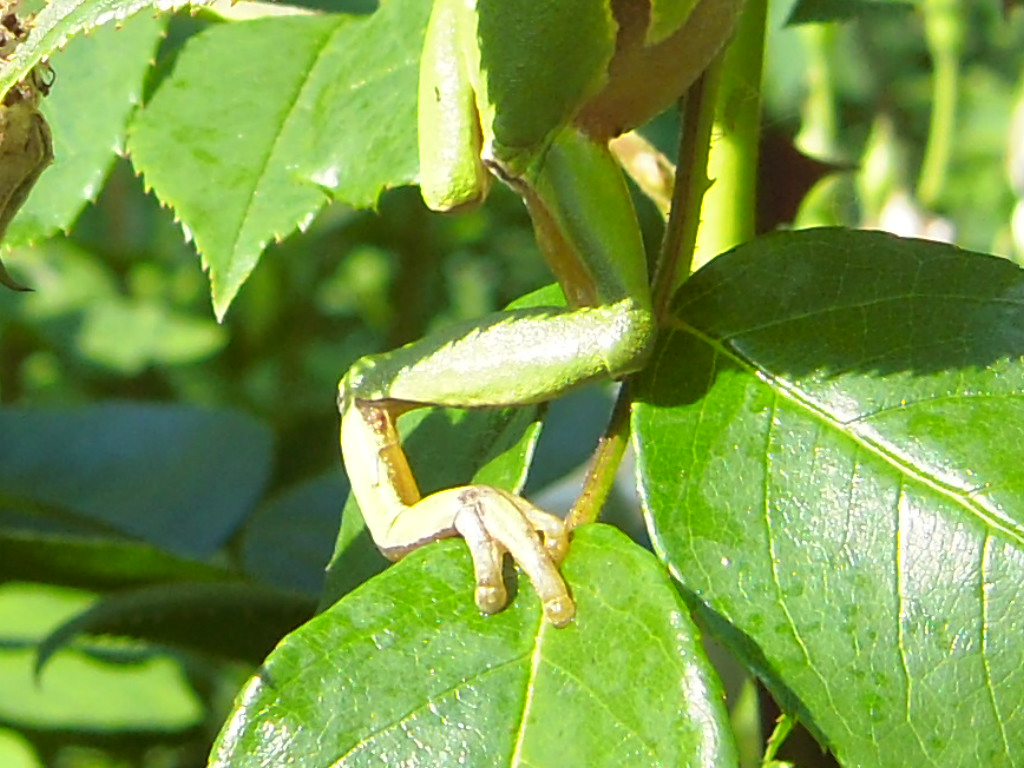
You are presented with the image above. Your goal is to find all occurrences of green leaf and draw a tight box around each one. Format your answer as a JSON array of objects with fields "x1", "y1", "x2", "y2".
[
  {"x1": 0, "y1": 583, "x2": 203, "y2": 732},
  {"x1": 0, "y1": 0, "x2": 215, "y2": 100},
  {"x1": 634, "y1": 228, "x2": 1024, "y2": 766},
  {"x1": 296, "y1": 0, "x2": 428, "y2": 205},
  {"x1": 0, "y1": 403, "x2": 273, "y2": 557},
  {"x1": 786, "y1": 0, "x2": 914, "y2": 25},
  {"x1": 0, "y1": 527, "x2": 231, "y2": 590},
  {"x1": 240, "y1": 471, "x2": 348, "y2": 595},
  {"x1": 647, "y1": 0, "x2": 700, "y2": 45},
  {"x1": 5, "y1": 13, "x2": 166, "y2": 246},
  {"x1": 0, "y1": 239, "x2": 118, "y2": 319},
  {"x1": 210, "y1": 525, "x2": 738, "y2": 768},
  {"x1": 37, "y1": 582, "x2": 316, "y2": 672},
  {"x1": 128, "y1": 0, "x2": 429, "y2": 317},
  {"x1": 0, "y1": 647, "x2": 201, "y2": 731},
  {"x1": 0, "y1": 729, "x2": 41, "y2": 768},
  {"x1": 0, "y1": 259, "x2": 29, "y2": 291},
  {"x1": 76, "y1": 295, "x2": 226, "y2": 373}
]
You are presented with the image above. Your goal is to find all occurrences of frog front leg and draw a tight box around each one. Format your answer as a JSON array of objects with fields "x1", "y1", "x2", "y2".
[{"x1": 340, "y1": 129, "x2": 653, "y2": 626}]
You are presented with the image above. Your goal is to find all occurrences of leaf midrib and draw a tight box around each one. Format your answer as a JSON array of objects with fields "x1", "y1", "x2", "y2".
[{"x1": 670, "y1": 318, "x2": 1024, "y2": 549}]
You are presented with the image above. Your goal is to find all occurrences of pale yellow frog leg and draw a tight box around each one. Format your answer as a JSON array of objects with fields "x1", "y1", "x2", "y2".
[{"x1": 340, "y1": 397, "x2": 574, "y2": 626}]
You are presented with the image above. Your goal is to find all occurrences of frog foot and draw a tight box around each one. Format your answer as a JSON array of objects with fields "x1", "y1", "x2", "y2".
[{"x1": 422, "y1": 485, "x2": 575, "y2": 626}]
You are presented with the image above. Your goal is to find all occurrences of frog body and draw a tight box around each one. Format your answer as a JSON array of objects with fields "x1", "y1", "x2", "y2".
[{"x1": 339, "y1": 0, "x2": 743, "y2": 625}]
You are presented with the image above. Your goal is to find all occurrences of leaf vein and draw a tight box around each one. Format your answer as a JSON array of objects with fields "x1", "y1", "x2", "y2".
[
  {"x1": 762, "y1": 394, "x2": 845, "y2": 726},
  {"x1": 327, "y1": 652, "x2": 533, "y2": 767},
  {"x1": 229, "y1": 21, "x2": 339, "y2": 265},
  {"x1": 509, "y1": 621, "x2": 546, "y2": 767},
  {"x1": 980, "y1": 535, "x2": 1014, "y2": 763},
  {"x1": 673, "y1": 321, "x2": 1024, "y2": 548}
]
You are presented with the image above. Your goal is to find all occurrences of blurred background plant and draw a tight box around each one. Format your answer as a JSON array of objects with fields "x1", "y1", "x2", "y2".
[{"x1": 0, "y1": 0, "x2": 1022, "y2": 766}]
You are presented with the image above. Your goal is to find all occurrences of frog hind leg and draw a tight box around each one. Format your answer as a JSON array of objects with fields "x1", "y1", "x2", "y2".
[{"x1": 338, "y1": 292, "x2": 654, "y2": 627}]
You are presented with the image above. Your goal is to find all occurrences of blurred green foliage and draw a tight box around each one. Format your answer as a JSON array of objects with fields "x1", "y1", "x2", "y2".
[{"x1": 0, "y1": 0, "x2": 1021, "y2": 765}]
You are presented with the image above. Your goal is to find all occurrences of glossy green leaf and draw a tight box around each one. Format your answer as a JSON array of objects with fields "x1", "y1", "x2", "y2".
[
  {"x1": 76, "y1": 295, "x2": 226, "y2": 373},
  {"x1": 0, "y1": 0, "x2": 214, "y2": 100},
  {"x1": 0, "y1": 729, "x2": 41, "y2": 768},
  {"x1": 525, "y1": 384, "x2": 615, "y2": 492},
  {"x1": 210, "y1": 525, "x2": 738, "y2": 768},
  {"x1": 1, "y1": 647, "x2": 203, "y2": 731},
  {"x1": 0, "y1": 403, "x2": 272, "y2": 557},
  {"x1": 128, "y1": 0, "x2": 428, "y2": 317},
  {"x1": 648, "y1": 0, "x2": 700, "y2": 44},
  {"x1": 241, "y1": 471, "x2": 348, "y2": 595},
  {"x1": 5, "y1": 13, "x2": 165, "y2": 246},
  {"x1": 634, "y1": 228, "x2": 1024, "y2": 767}
]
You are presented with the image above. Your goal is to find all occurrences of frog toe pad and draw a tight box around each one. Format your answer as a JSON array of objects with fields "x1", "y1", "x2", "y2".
[{"x1": 452, "y1": 485, "x2": 575, "y2": 626}]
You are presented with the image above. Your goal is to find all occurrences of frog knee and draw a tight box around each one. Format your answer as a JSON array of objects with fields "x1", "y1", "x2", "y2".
[
  {"x1": 338, "y1": 355, "x2": 380, "y2": 409},
  {"x1": 604, "y1": 304, "x2": 655, "y2": 378}
]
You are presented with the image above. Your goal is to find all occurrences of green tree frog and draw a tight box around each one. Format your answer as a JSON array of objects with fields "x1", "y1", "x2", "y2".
[
  {"x1": 0, "y1": 2, "x2": 54, "y2": 291},
  {"x1": 339, "y1": 0, "x2": 743, "y2": 626}
]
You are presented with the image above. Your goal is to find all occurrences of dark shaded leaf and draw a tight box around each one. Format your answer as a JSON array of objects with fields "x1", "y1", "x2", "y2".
[
  {"x1": 37, "y1": 582, "x2": 317, "y2": 673},
  {"x1": 787, "y1": 0, "x2": 914, "y2": 24},
  {"x1": 0, "y1": 403, "x2": 273, "y2": 557}
]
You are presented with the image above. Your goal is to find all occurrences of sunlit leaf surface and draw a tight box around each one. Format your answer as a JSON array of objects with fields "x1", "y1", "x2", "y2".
[
  {"x1": 636, "y1": 228, "x2": 1024, "y2": 767},
  {"x1": 211, "y1": 525, "x2": 738, "y2": 768},
  {"x1": 128, "y1": 0, "x2": 428, "y2": 316}
]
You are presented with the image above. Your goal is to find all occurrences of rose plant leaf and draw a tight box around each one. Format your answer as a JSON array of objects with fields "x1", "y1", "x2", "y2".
[
  {"x1": 127, "y1": 0, "x2": 428, "y2": 317},
  {"x1": 787, "y1": 0, "x2": 914, "y2": 25},
  {"x1": 0, "y1": 0, "x2": 216, "y2": 100},
  {"x1": 0, "y1": 402, "x2": 273, "y2": 558},
  {"x1": 635, "y1": 227, "x2": 1024, "y2": 767},
  {"x1": 0, "y1": 583, "x2": 203, "y2": 733},
  {"x1": 647, "y1": 0, "x2": 700, "y2": 44},
  {"x1": 210, "y1": 524, "x2": 738, "y2": 768},
  {"x1": 0, "y1": 528, "x2": 232, "y2": 591},
  {"x1": 5, "y1": 12, "x2": 166, "y2": 246},
  {"x1": 36, "y1": 581, "x2": 317, "y2": 673}
]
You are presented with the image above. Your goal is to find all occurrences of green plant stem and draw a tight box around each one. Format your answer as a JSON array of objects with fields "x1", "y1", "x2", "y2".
[
  {"x1": 565, "y1": 383, "x2": 632, "y2": 529},
  {"x1": 731, "y1": 678, "x2": 764, "y2": 768},
  {"x1": 693, "y1": 0, "x2": 767, "y2": 271},
  {"x1": 916, "y1": 0, "x2": 964, "y2": 209},
  {"x1": 652, "y1": 60, "x2": 724, "y2": 320},
  {"x1": 569, "y1": 61, "x2": 727, "y2": 528},
  {"x1": 760, "y1": 713, "x2": 797, "y2": 766}
]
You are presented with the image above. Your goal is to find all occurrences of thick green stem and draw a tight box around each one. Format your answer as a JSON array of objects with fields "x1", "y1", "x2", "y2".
[
  {"x1": 693, "y1": 0, "x2": 767, "y2": 271},
  {"x1": 566, "y1": 383, "x2": 632, "y2": 529},
  {"x1": 916, "y1": 0, "x2": 964, "y2": 209},
  {"x1": 651, "y1": 62, "x2": 723, "y2": 319},
  {"x1": 570, "y1": 59, "x2": 730, "y2": 527}
]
